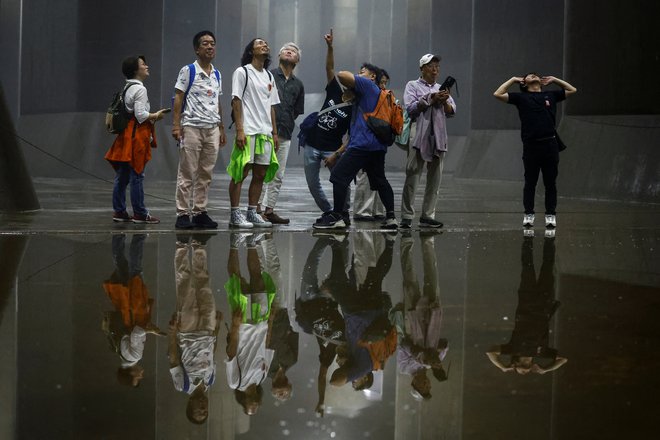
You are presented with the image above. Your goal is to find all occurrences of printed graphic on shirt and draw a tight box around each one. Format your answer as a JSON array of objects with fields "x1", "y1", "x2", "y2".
[{"x1": 174, "y1": 63, "x2": 223, "y2": 127}]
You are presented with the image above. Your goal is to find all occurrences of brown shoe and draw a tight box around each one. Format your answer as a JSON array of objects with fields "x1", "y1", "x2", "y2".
[{"x1": 265, "y1": 211, "x2": 290, "y2": 224}]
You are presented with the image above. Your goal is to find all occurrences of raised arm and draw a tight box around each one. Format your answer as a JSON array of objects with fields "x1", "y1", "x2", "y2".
[
  {"x1": 337, "y1": 71, "x2": 356, "y2": 89},
  {"x1": 541, "y1": 76, "x2": 578, "y2": 96},
  {"x1": 324, "y1": 29, "x2": 335, "y2": 84},
  {"x1": 493, "y1": 76, "x2": 524, "y2": 102}
]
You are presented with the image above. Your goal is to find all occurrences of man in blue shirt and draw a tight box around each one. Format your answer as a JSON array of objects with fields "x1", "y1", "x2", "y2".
[{"x1": 313, "y1": 64, "x2": 398, "y2": 229}]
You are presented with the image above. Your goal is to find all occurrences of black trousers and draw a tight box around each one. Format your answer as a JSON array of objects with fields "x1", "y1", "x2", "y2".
[
  {"x1": 522, "y1": 138, "x2": 559, "y2": 215},
  {"x1": 329, "y1": 148, "x2": 394, "y2": 215}
]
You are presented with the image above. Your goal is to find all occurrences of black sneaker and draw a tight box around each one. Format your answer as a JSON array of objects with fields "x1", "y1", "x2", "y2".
[
  {"x1": 175, "y1": 214, "x2": 193, "y2": 229},
  {"x1": 381, "y1": 218, "x2": 398, "y2": 230},
  {"x1": 399, "y1": 218, "x2": 412, "y2": 229},
  {"x1": 193, "y1": 212, "x2": 218, "y2": 229},
  {"x1": 419, "y1": 217, "x2": 443, "y2": 228},
  {"x1": 313, "y1": 212, "x2": 346, "y2": 229}
]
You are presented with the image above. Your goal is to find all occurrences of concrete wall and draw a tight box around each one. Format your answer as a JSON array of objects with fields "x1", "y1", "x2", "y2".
[{"x1": 2, "y1": 0, "x2": 659, "y2": 203}]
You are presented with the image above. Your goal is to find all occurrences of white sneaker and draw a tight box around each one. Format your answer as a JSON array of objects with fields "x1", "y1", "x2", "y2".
[
  {"x1": 523, "y1": 229, "x2": 535, "y2": 237},
  {"x1": 246, "y1": 209, "x2": 272, "y2": 228},
  {"x1": 230, "y1": 232, "x2": 252, "y2": 248},
  {"x1": 523, "y1": 214, "x2": 535, "y2": 227},
  {"x1": 545, "y1": 214, "x2": 557, "y2": 228},
  {"x1": 229, "y1": 210, "x2": 253, "y2": 229},
  {"x1": 545, "y1": 229, "x2": 556, "y2": 238}
]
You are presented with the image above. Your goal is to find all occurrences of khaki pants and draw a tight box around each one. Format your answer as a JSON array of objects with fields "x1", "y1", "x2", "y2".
[
  {"x1": 175, "y1": 126, "x2": 220, "y2": 216},
  {"x1": 400, "y1": 146, "x2": 445, "y2": 221},
  {"x1": 353, "y1": 170, "x2": 385, "y2": 217},
  {"x1": 260, "y1": 138, "x2": 291, "y2": 209},
  {"x1": 174, "y1": 243, "x2": 216, "y2": 333}
]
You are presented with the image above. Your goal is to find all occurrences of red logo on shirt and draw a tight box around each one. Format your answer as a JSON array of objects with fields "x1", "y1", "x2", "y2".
[{"x1": 268, "y1": 83, "x2": 272, "y2": 92}]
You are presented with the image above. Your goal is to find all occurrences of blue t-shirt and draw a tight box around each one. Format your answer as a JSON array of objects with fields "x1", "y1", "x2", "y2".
[{"x1": 347, "y1": 75, "x2": 385, "y2": 152}]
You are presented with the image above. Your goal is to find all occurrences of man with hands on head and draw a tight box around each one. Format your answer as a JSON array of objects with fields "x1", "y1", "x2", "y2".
[
  {"x1": 172, "y1": 30, "x2": 227, "y2": 230},
  {"x1": 493, "y1": 73, "x2": 576, "y2": 229}
]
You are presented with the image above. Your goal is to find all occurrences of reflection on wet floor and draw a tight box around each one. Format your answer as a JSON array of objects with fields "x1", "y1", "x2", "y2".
[{"x1": 1, "y1": 225, "x2": 659, "y2": 439}]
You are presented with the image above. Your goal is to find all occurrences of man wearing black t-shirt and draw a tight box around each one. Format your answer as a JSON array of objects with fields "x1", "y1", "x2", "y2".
[
  {"x1": 303, "y1": 29, "x2": 353, "y2": 219},
  {"x1": 494, "y1": 73, "x2": 577, "y2": 229}
]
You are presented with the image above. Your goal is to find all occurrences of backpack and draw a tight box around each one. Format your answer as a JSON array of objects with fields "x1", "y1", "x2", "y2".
[
  {"x1": 362, "y1": 89, "x2": 404, "y2": 146},
  {"x1": 105, "y1": 83, "x2": 139, "y2": 134},
  {"x1": 179, "y1": 63, "x2": 221, "y2": 113},
  {"x1": 229, "y1": 66, "x2": 273, "y2": 129},
  {"x1": 296, "y1": 101, "x2": 352, "y2": 151}
]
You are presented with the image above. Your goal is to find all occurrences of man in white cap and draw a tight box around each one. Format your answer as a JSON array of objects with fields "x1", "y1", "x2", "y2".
[
  {"x1": 400, "y1": 53, "x2": 456, "y2": 229},
  {"x1": 259, "y1": 42, "x2": 305, "y2": 224}
]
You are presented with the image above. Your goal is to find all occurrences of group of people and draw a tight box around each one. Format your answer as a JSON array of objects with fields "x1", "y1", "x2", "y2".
[{"x1": 105, "y1": 28, "x2": 576, "y2": 231}]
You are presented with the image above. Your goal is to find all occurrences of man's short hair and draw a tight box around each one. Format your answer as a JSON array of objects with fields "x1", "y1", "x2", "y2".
[
  {"x1": 121, "y1": 55, "x2": 146, "y2": 79},
  {"x1": 279, "y1": 42, "x2": 301, "y2": 62},
  {"x1": 193, "y1": 30, "x2": 216, "y2": 50},
  {"x1": 360, "y1": 62, "x2": 382, "y2": 85}
]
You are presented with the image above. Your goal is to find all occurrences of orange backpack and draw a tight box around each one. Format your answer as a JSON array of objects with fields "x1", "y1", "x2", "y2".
[{"x1": 363, "y1": 89, "x2": 404, "y2": 146}]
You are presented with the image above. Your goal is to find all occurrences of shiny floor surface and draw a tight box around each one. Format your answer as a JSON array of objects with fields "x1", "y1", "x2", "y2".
[{"x1": 1, "y1": 170, "x2": 659, "y2": 439}]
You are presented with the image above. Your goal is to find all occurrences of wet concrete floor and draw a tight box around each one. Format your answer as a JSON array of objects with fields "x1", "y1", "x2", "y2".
[{"x1": 1, "y1": 169, "x2": 659, "y2": 439}]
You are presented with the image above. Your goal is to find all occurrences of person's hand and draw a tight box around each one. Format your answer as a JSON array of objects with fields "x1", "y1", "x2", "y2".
[
  {"x1": 432, "y1": 90, "x2": 450, "y2": 106},
  {"x1": 512, "y1": 76, "x2": 524, "y2": 84},
  {"x1": 324, "y1": 28, "x2": 333, "y2": 47},
  {"x1": 172, "y1": 126, "x2": 183, "y2": 142},
  {"x1": 145, "y1": 323, "x2": 166, "y2": 336},
  {"x1": 324, "y1": 152, "x2": 339, "y2": 168},
  {"x1": 315, "y1": 403, "x2": 325, "y2": 417},
  {"x1": 541, "y1": 76, "x2": 556, "y2": 86},
  {"x1": 273, "y1": 133, "x2": 279, "y2": 151},
  {"x1": 219, "y1": 127, "x2": 227, "y2": 147},
  {"x1": 235, "y1": 130, "x2": 246, "y2": 150}
]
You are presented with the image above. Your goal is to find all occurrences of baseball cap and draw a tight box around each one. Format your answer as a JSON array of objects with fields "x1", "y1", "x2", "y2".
[{"x1": 419, "y1": 53, "x2": 440, "y2": 67}]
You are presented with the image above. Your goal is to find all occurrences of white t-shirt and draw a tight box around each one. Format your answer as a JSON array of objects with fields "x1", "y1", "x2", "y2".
[
  {"x1": 225, "y1": 321, "x2": 275, "y2": 391},
  {"x1": 231, "y1": 64, "x2": 280, "y2": 136},
  {"x1": 169, "y1": 332, "x2": 216, "y2": 394},
  {"x1": 174, "y1": 61, "x2": 223, "y2": 128},
  {"x1": 124, "y1": 80, "x2": 150, "y2": 124}
]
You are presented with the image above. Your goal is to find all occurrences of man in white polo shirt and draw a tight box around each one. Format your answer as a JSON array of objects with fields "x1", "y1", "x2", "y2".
[
  {"x1": 172, "y1": 30, "x2": 227, "y2": 230},
  {"x1": 226, "y1": 37, "x2": 280, "y2": 228}
]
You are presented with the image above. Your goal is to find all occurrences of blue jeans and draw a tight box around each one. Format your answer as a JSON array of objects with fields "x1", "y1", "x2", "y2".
[
  {"x1": 112, "y1": 162, "x2": 147, "y2": 216},
  {"x1": 303, "y1": 146, "x2": 350, "y2": 213}
]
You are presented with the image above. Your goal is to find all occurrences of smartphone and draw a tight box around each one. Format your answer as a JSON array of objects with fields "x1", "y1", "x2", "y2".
[
  {"x1": 439, "y1": 76, "x2": 456, "y2": 91},
  {"x1": 161, "y1": 108, "x2": 172, "y2": 113}
]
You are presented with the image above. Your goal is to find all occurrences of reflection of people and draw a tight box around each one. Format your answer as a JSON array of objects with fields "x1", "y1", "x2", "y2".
[
  {"x1": 296, "y1": 236, "x2": 346, "y2": 416},
  {"x1": 225, "y1": 232, "x2": 277, "y2": 416},
  {"x1": 169, "y1": 234, "x2": 221, "y2": 425},
  {"x1": 486, "y1": 235, "x2": 567, "y2": 374},
  {"x1": 105, "y1": 56, "x2": 166, "y2": 224},
  {"x1": 494, "y1": 73, "x2": 577, "y2": 229},
  {"x1": 102, "y1": 234, "x2": 163, "y2": 387},
  {"x1": 328, "y1": 233, "x2": 397, "y2": 390},
  {"x1": 391, "y1": 231, "x2": 448, "y2": 400}
]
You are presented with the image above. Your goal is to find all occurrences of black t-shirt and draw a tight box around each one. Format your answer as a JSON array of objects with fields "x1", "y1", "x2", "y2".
[
  {"x1": 309, "y1": 77, "x2": 352, "y2": 151},
  {"x1": 508, "y1": 89, "x2": 566, "y2": 143}
]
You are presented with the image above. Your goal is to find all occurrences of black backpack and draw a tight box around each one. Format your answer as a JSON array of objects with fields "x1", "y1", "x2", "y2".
[{"x1": 105, "y1": 83, "x2": 139, "y2": 134}]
